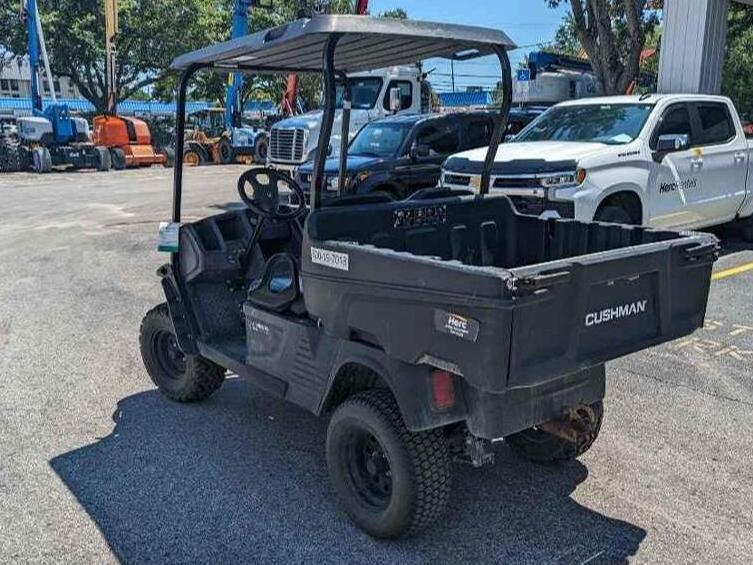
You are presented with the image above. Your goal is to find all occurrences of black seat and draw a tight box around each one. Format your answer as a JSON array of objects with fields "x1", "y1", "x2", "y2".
[{"x1": 247, "y1": 253, "x2": 305, "y2": 314}]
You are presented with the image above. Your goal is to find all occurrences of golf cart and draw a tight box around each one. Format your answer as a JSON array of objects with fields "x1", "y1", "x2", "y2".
[{"x1": 140, "y1": 15, "x2": 719, "y2": 539}]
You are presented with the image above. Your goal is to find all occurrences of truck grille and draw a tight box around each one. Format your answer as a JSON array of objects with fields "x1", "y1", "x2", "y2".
[
  {"x1": 270, "y1": 127, "x2": 306, "y2": 163},
  {"x1": 493, "y1": 177, "x2": 542, "y2": 189},
  {"x1": 444, "y1": 174, "x2": 471, "y2": 186}
]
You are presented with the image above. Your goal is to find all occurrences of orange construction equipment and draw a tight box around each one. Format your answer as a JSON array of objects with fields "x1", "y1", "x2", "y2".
[
  {"x1": 92, "y1": 115, "x2": 166, "y2": 169},
  {"x1": 92, "y1": 0, "x2": 165, "y2": 169}
]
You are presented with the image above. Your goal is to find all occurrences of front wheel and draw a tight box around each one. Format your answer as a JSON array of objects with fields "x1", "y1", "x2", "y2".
[
  {"x1": 326, "y1": 389, "x2": 451, "y2": 539},
  {"x1": 594, "y1": 205, "x2": 633, "y2": 225},
  {"x1": 110, "y1": 147, "x2": 126, "y2": 170},
  {"x1": 139, "y1": 303, "x2": 225, "y2": 402},
  {"x1": 218, "y1": 138, "x2": 235, "y2": 165},
  {"x1": 506, "y1": 401, "x2": 604, "y2": 464},
  {"x1": 253, "y1": 135, "x2": 268, "y2": 163}
]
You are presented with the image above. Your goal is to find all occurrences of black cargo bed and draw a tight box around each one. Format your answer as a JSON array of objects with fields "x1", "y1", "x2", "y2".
[{"x1": 301, "y1": 195, "x2": 718, "y2": 393}]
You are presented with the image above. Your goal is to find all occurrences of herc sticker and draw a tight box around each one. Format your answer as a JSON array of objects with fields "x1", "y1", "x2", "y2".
[
  {"x1": 435, "y1": 310, "x2": 480, "y2": 342},
  {"x1": 310, "y1": 247, "x2": 349, "y2": 271}
]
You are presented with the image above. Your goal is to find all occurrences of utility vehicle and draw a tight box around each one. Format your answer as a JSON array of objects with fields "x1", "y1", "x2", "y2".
[{"x1": 140, "y1": 15, "x2": 719, "y2": 539}]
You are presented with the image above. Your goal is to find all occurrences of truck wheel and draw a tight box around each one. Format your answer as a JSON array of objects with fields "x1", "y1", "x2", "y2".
[
  {"x1": 253, "y1": 135, "x2": 268, "y2": 163},
  {"x1": 139, "y1": 303, "x2": 226, "y2": 402},
  {"x1": 506, "y1": 401, "x2": 604, "y2": 464},
  {"x1": 326, "y1": 389, "x2": 451, "y2": 539},
  {"x1": 183, "y1": 146, "x2": 206, "y2": 167},
  {"x1": 218, "y1": 138, "x2": 235, "y2": 165},
  {"x1": 95, "y1": 146, "x2": 111, "y2": 171},
  {"x1": 594, "y1": 205, "x2": 634, "y2": 225},
  {"x1": 32, "y1": 147, "x2": 52, "y2": 173},
  {"x1": 110, "y1": 147, "x2": 126, "y2": 170},
  {"x1": 161, "y1": 147, "x2": 175, "y2": 168},
  {"x1": 0, "y1": 135, "x2": 21, "y2": 172}
]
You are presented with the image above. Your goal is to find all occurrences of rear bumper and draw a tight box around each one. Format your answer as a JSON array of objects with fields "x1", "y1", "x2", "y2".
[{"x1": 462, "y1": 365, "x2": 605, "y2": 439}]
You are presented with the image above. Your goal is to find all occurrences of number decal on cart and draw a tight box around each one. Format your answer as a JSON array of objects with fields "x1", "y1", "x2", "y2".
[{"x1": 311, "y1": 247, "x2": 349, "y2": 271}]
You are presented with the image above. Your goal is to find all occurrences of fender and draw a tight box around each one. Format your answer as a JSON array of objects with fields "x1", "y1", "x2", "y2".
[
  {"x1": 578, "y1": 182, "x2": 646, "y2": 223},
  {"x1": 320, "y1": 343, "x2": 468, "y2": 432}
]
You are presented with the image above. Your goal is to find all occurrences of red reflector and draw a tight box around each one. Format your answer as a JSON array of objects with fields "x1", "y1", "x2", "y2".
[{"x1": 431, "y1": 370, "x2": 455, "y2": 410}]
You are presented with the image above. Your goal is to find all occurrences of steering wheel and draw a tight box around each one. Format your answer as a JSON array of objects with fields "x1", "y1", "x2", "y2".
[{"x1": 237, "y1": 168, "x2": 306, "y2": 221}]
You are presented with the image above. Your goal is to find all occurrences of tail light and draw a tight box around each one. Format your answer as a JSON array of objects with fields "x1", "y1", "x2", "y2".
[{"x1": 431, "y1": 370, "x2": 455, "y2": 410}]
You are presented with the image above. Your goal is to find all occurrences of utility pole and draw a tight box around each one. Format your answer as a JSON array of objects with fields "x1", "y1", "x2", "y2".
[
  {"x1": 104, "y1": 0, "x2": 118, "y2": 114},
  {"x1": 451, "y1": 59, "x2": 455, "y2": 93}
]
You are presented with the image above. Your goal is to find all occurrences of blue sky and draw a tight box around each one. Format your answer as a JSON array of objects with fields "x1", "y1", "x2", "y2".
[{"x1": 368, "y1": 0, "x2": 571, "y2": 92}]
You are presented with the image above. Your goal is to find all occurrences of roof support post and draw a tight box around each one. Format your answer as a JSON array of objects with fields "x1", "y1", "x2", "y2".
[
  {"x1": 172, "y1": 64, "x2": 204, "y2": 224},
  {"x1": 311, "y1": 33, "x2": 342, "y2": 210},
  {"x1": 336, "y1": 71, "x2": 351, "y2": 197},
  {"x1": 480, "y1": 45, "x2": 512, "y2": 195}
]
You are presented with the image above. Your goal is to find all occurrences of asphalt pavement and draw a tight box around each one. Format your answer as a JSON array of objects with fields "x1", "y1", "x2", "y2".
[{"x1": 0, "y1": 166, "x2": 751, "y2": 564}]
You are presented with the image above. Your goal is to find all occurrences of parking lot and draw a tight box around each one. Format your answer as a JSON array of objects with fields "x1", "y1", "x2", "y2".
[{"x1": 1, "y1": 166, "x2": 752, "y2": 564}]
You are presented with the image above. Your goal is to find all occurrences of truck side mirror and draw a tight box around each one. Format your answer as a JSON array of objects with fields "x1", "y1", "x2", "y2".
[
  {"x1": 656, "y1": 133, "x2": 690, "y2": 153},
  {"x1": 410, "y1": 142, "x2": 431, "y2": 160},
  {"x1": 389, "y1": 88, "x2": 402, "y2": 113}
]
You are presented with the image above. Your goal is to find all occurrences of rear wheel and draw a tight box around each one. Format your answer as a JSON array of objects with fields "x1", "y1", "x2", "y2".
[
  {"x1": 326, "y1": 389, "x2": 451, "y2": 538},
  {"x1": 218, "y1": 138, "x2": 235, "y2": 165},
  {"x1": 161, "y1": 147, "x2": 175, "y2": 168},
  {"x1": 32, "y1": 147, "x2": 52, "y2": 173},
  {"x1": 739, "y1": 216, "x2": 753, "y2": 242},
  {"x1": 95, "y1": 146, "x2": 111, "y2": 171},
  {"x1": 0, "y1": 134, "x2": 21, "y2": 172},
  {"x1": 110, "y1": 147, "x2": 126, "y2": 170},
  {"x1": 506, "y1": 401, "x2": 604, "y2": 464},
  {"x1": 139, "y1": 303, "x2": 226, "y2": 402}
]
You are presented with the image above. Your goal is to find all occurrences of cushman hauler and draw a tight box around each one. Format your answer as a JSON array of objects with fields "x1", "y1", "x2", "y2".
[{"x1": 140, "y1": 15, "x2": 719, "y2": 538}]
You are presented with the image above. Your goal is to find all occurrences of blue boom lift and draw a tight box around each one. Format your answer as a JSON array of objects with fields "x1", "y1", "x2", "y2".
[
  {"x1": 215, "y1": 0, "x2": 269, "y2": 165},
  {"x1": 14, "y1": 0, "x2": 110, "y2": 173}
]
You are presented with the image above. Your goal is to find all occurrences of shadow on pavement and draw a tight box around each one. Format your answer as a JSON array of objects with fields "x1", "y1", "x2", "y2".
[{"x1": 51, "y1": 378, "x2": 645, "y2": 565}]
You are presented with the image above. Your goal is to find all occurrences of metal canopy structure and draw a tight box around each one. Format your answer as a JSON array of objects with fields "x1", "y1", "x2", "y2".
[
  {"x1": 170, "y1": 15, "x2": 516, "y2": 73},
  {"x1": 169, "y1": 15, "x2": 515, "y2": 222}
]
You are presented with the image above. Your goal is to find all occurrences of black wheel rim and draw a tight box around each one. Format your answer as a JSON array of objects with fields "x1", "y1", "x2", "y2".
[
  {"x1": 343, "y1": 429, "x2": 393, "y2": 511},
  {"x1": 152, "y1": 330, "x2": 185, "y2": 380}
]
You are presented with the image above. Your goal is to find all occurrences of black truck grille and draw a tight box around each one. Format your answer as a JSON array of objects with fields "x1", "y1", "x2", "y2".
[
  {"x1": 493, "y1": 177, "x2": 542, "y2": 189},
  {"x1": 270, "y1": 128, "x2": 305, "y2": 163},
  {"x1": 444, "y1": 173, "x2": 471, "y2": 186},
  {"x1": 509, "y1": 196, "x2": 575, "y2": 218}
]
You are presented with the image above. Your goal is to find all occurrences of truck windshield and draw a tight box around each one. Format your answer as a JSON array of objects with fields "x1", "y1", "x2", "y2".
[
  {"x1": 349, "y1": 122, "x2": 411, "y2": 158},
  {"x1": 515, "y1": 103, "x2": 654, "y2": 145},
  {"x1": 336, "y1": 77, "x2": 383, "y2": 110}
]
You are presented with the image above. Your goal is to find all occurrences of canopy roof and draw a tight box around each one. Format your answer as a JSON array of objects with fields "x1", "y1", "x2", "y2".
[{"x1": 171, "y1": 15, "x2": 516, "y2": 74}]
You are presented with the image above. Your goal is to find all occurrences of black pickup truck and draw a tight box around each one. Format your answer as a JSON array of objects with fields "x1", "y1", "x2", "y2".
[{"x1": 296, "y1": 112, "x2": 498, "y2": 200}]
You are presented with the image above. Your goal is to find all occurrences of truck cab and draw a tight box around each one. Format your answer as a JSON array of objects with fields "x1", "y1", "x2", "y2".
[{"x1": 267, "y1": 65, "x2": 426, "y2": 175}]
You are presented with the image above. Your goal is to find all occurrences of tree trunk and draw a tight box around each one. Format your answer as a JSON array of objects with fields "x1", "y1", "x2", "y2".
[{"x1": 568, "y1": 0, "x2": 646, "y2": 95}]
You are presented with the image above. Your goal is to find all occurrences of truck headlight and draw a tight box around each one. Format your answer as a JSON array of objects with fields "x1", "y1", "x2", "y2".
[{"x1": 540, "y1": 169, "x2": 586, "y2": 189}]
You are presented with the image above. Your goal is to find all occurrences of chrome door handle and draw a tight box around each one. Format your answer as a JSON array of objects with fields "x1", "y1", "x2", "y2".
[{"x1": 734, "y1": 152, "x2": 747, "y2": 163}]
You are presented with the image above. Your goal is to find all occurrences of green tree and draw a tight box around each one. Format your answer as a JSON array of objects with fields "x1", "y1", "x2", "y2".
[
  {"x1": 723, "y1": 3, "x2": 753, "y2": 119},
  {"x1": 546, "y1": 0, "x2": 660, "y2": 94},
  {"x1": 0, "y1": 0, "x2": 226, "y2": 112}
]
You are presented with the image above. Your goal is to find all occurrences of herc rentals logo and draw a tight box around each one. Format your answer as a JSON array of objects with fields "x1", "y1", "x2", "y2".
[{"x1": 585, "y1": 300, "x2": 648, "y2": 327}]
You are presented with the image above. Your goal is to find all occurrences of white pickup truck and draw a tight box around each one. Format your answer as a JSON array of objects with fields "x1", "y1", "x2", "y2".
[
  {"x1": 268, "y1": 66, "x2": 428, "y2": 175},
  {"x1": 440, "y1": 94, "x2": 753, "y2": 239}
]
